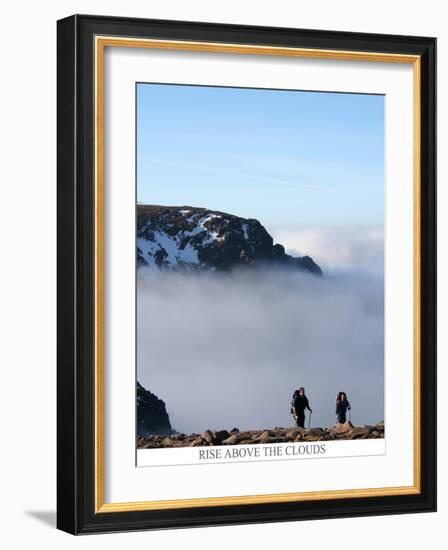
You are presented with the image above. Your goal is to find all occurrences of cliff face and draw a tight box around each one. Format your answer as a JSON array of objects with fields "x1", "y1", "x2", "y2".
[
  {"x1": 137, "y1": 205, "x2": 322, "y2": 274},
  {"x1": 137, "y1": 382, "x2": 173, "y2": 437}
]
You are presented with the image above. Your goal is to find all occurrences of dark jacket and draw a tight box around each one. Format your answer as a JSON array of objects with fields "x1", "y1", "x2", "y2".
[
  {"x1": 292, "y1": 393, "x2": 311, "y2": 412},
  {"x1": 336, "y1": 399, "x2": 351, "y2": 416}
]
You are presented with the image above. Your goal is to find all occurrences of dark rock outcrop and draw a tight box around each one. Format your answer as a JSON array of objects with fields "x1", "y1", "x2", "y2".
[
  {"x1": 137, "y1": 421, "x2": 384, "y2": 448},
  {"x1": 137, "y1": 205, "x2": 322, "y2": 275},
  {"x1": 137, "y1": 382, "x2": 173, "y2": 437}
]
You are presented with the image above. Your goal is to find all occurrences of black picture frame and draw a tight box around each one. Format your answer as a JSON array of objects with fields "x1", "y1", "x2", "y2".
[{"x1": 57, "y1": 14, "x2": 436, "y2": 535}]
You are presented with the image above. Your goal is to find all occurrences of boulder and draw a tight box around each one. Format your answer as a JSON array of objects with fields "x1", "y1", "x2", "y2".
[
  {"x1": 285, "y1": 427, "x2": 304, "y2": 439},
  {"x1": 346, "y1": 427, "x2": 371, "y2": 439},
  {"x1": 332, "y1": 421, "x2": 354, "y2": 434},
  {"x1": 201, "y1": 430, "x2": 215, "y2": 445},
  {"x1": 254, "y1": 431, "x2": 272, "y2": 442},
  {"x1": 214, "y1": 430, "x2": 230, "y2": 443},
  {"x1": 306, "y1": 428, "x2": 327, "y2": 437},
  {"x1": 221, "y1": 434, "x2": 242, "y2": 445},
  {"x1": 188, "y1": 438, "x2": 205, "y2": 447}
]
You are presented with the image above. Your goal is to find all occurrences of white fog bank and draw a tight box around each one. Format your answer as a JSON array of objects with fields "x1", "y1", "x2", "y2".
[
  {"x1": 270, "y1": 225, "x2": 384, "y2": 276},
  {"x1": 137, "y1": 263, "x2": 384, "y2": 434}
]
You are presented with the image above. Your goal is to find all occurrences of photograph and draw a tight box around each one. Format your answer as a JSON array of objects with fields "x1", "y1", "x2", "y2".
[{"x1": 135, "y1": 83, "x2": 386, "y2": 451}]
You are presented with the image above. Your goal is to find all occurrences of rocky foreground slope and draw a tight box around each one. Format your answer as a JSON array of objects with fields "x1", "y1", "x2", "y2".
[
  {"x1": 137, "y1": 205, "x2": 322, "y2": 274},
  {"x1": 137, "y1": 422, "x2": 384, "y2": 449}
]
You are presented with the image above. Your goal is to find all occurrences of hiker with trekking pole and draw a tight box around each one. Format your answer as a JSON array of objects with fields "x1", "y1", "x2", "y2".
[
  {"x1": 291, "y1": 387, "x2": 313, "y2": 429},
  {"x1": 335, "y1": 391, "x2": 351, "y2": 424}
]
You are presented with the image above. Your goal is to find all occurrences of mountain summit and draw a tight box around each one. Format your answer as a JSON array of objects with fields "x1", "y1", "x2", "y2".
[{"x1": 137, "y1": 205, "x2": 322, "y2": 275}]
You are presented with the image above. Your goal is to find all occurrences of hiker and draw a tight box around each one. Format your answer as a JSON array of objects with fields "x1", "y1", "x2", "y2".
[
  {"x1": 335, "y1": 392, "x2": 351, "y2": 424},
  {"x1": 291, "y1": 387, "x2": 312, "y2": 428}
]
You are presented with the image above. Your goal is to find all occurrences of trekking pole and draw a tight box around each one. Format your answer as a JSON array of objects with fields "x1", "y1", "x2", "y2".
[
  {"x1": 308, "y1": 411, "x2": 312, "y2": 429},
  {"x1": 349, "y1": 409, "x2": 352, "y2": 424}
]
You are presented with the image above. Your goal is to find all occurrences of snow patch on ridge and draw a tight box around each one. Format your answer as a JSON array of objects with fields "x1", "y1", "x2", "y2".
[
  {"x1": 137, "y1": 230, "x2": 200, "y2": 270},
  {"x1": 137, "y1": 210, "x2": 254, "y2": 270}
]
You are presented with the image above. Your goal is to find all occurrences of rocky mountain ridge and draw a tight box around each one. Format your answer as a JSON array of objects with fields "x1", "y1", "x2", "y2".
[{"x1": 137, "y1": 205, "x2": 322, "y2": 274}]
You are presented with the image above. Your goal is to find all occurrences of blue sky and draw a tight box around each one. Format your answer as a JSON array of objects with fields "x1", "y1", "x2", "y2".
[{"x1": 137, "y1": 83, "x2": 384, "y2": 228}]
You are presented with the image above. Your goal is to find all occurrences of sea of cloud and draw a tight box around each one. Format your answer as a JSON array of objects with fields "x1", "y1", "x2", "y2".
[
  {"x1": 137, "y1": 226, "x2": 384, "y2": 434},
  {"x1": 270, "y1": 225, "x2": 384, "y2": 275}
]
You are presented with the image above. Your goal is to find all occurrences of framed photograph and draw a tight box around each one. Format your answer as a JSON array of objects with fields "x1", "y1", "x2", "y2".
[{"x1": 57, "y1": 14, "x2": 436, "y2": 534}]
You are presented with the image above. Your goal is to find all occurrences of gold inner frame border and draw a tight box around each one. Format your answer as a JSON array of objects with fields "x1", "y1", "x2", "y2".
[{"x1": 94, "y1": 36, "x2": 421, "y2": 513}]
